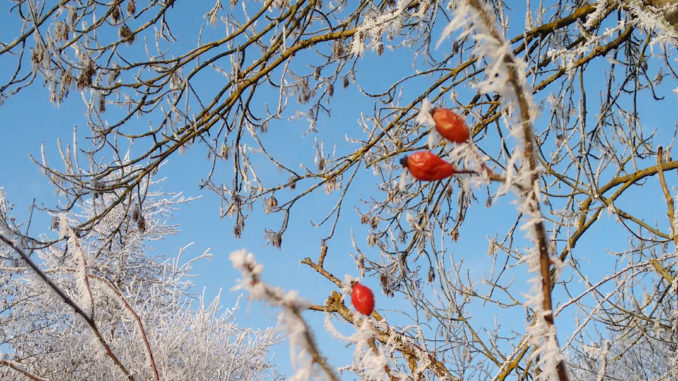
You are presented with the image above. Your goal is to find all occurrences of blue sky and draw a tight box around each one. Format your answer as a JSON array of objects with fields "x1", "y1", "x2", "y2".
[{"x1": 0, "y1": 3, "x2": 395, "y2": 375}]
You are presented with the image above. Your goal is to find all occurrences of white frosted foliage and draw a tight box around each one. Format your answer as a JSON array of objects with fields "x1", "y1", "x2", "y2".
[{"x1": 0, "y1": 189, "x2": 279, "y2": 380}]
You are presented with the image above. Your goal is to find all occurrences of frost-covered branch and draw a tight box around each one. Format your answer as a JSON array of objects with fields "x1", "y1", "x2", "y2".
[
  {"x1": 88, "y1": 273, "x2": 160, "y2": 381},
  {"x1": 301, "y1": 247, "x2": 460, "y2": 380},
  {"x1": 230, "y1": 249, "x2": 339, "y2": 381},
  {"x1": 0, "y1": 186, "x2": 280, "y2": 379},
  {"x1": 0, "y1": 359, "x2": 47, "y2": 381},
  {"x1": 441, "y1": 0, "x2": 569, "y2": 379}
]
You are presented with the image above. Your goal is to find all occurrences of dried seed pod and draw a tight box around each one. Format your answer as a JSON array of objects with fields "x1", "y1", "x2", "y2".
[
  {"x1": 110, "y1": 5, "x2": 121, "y2": 23},
  {"x1": 119, "y1": 25, "x2": 134, "y2": 44},
  {"x1": 77, "y1": 61, "x2": 96, "y2": 90},
  {"x1": 127, "y1": 0, "x2": 136, "y2": 15}
]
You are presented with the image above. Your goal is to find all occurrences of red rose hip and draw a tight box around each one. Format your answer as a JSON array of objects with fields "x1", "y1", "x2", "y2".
[
  {"x1": 400, "y1": 151, "x2": 454, "y2": 181},
  {"x1": 351, "y1": 282, "x2": 375, "y2": 315},
  {"x1": 432, "y1": 107, "x2": 470, "y2": 143}
]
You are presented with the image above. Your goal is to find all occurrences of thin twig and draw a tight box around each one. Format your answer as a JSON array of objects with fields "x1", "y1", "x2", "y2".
[
  {"x1": 656, "y1": 146, "x2": 678, "y2": 246},
  {"x1": 0, "y1": 359, "x2": 48, "y2": 381},
  {"x1": 650, "y1": 259, "x2": 675, "y2": 284},
  {"x1": 89, "y1": 274, "x2": 160, "y2": 381}
]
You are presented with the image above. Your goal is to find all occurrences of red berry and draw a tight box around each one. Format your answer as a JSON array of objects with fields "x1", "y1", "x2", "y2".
[
  {"x1": 351, "y1": 282, "x2": 375, "y2": 316},
  {"x1": 432, "y1": 107, "x2": 470, "y2": 143},
  {"x1": 400, "y1": 151, "x2": 455, "y2": 181}
]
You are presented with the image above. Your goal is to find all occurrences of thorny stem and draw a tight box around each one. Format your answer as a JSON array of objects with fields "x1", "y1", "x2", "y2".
[
  {"x1": 465, "y1": 0, "x2": 569, "y2": 380},
  {"x1": 0, "y1": 233, "x2": 134, "y2": 381},
  {"x1": 281, "y1": 297, "x2": 339, "y2": 381},
  {"x1": 243, "y1": 264, "x2": 340, "y2": 381}
]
